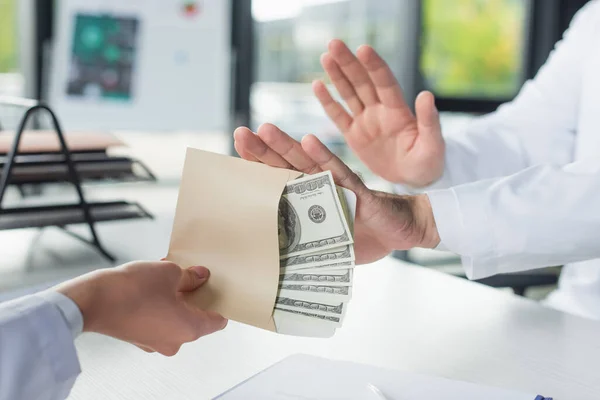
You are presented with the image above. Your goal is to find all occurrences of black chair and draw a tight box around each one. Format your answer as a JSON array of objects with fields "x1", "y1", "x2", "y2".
[{"x1": 459, "y1": 268, "x2": 561, "y2": 296}]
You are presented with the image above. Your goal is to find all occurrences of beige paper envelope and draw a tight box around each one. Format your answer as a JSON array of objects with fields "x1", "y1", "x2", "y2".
[{"x1": 166, "y1": 148, "x2": 302, "y2": 331}]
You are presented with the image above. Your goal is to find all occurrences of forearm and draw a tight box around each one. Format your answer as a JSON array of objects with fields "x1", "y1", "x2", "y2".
[
  {"x1": 411, "y1": 122, "x2": 533, "y2": 191},
  {"x1": 425, "y1": 159, "x2": 600, "y2": 279},
  {"x1": 434, "y1": 96, "x2": 576, "y2": 188},
  {"x1": 396, "y1": 117, "x2": 567, "y2": 194}
]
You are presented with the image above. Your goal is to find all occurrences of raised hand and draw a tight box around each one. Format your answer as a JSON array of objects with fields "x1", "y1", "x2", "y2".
[
  {"x1": 234, "y1": 124, "x2": 440, "y2": 264},
  {"x1": 313, "y1": 39, "x2": 445, "y2": 187}
]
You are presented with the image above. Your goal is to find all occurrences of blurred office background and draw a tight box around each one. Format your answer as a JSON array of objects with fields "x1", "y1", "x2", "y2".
[{"x1": 0, "y1": 0, "x2": 592, "y2": 300}]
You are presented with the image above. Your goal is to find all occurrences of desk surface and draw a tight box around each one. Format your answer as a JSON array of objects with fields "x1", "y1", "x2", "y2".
[{"x1": 70, "y1": 256, "x2": 600, "y2": 400}]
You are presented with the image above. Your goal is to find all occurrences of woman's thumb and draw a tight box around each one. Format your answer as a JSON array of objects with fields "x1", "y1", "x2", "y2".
[{"x1": 178, "y1": 266, "x2": 210, "y2": 292}]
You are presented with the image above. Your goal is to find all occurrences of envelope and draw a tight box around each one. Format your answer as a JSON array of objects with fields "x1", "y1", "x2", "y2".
[{"x1": 166, "y1": 148, "x2": 302, "y2": 331}]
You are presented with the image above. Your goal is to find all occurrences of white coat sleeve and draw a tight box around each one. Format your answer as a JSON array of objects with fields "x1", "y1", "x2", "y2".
[
  {"x1": 402, "y1": 0, "x2": 600, "y2": 193},
  {"x1": 427, "y1": 159, "x2": 600, "y2": 279},
  {"x1": 412, "y1": 1, "x2": 600, "y2": 255},
  {"x1": 0, "y1": 291, "x2": 83, "y2": 400}
]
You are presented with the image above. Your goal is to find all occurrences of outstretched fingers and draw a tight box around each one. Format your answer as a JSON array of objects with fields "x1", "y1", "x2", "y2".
[
  {"x1": 328, "y1": 40, "x2": 379, "y2": 108},
  {"x1": 312, "y1": 80, "x2": 353, "y2": 134},
  {"x1": 300, "y1": 134, "x2": 368, "y2": 196},
  {"x1": 356, "y1": 44, "x2": 410, "y2": 112},
  {"x1": 233, "y1": 127, "x2": 292, "y2": 169},
  {"x1": 257, "y1": 123, "x2": 322, "y2": 174}
]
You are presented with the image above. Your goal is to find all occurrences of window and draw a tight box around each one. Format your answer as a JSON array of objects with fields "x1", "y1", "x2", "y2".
[
  {"x1": 251, "y1": 0, "x2": 412, "y2": 185},
  {"x1": 420, "y1": 0, "x2": 531, "y2": 101},
  {"x1": 250, "y1": 0, "x2": 532, "y2": 180}
]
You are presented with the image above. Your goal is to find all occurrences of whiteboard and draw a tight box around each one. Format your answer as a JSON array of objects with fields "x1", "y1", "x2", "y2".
[{"x1": 48, "y1": 0, "x2": 231, "y2": 131}]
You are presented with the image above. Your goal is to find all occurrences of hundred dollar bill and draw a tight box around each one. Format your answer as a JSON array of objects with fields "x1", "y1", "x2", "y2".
[
  {"x1": 273, "y1": 308, "x2": 339, "y2": 337},
  {"x1": 275, "y1": 297, "x2": 346, "y2": 318},
  {"x1": 278, "y1": 171, "x2": 353, "y2": 258},
  {"x1": 278, "y1": 283, "x2": 351, "y2": 296},
  {"x1": 277, "y1": 283, "x2": 350, "y2": 303},
  {"x1": 280, "y1": 244, "x2": 355, "y2": 270},
  {"x1": 279, "y1": 268, "x2": 353, "y2": 286},
  {"x1": 274, "y1": 308, "x2": 341, "y2": 325},
  {"x1": 281, "y1": 260, "x2": 354, "y2": 274},
  {"x1": 279, "y1": 261, "x2": 356, "y2": 275}
]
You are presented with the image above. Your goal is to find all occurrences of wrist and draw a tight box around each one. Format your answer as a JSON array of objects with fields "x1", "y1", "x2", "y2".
[
  {"x1": 408, "y1": 194, "x2": 440, "y2": 249},
  {"x1": 55, "y1": 269, "x2": 113, "y2": 333}
]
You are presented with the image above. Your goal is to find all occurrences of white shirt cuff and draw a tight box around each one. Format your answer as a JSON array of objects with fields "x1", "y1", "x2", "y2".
[
  {"x1": 37, "y1": 291, "x2": 84, "y2": 338},
  {"x1": 426, "y1": 189, "x2": 463, "y2": 253},
  {"x1": 426, "y1": 186, "x2": 499, "y2": 280}
]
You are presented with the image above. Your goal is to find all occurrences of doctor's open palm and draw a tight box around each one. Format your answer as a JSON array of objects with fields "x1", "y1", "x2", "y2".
[
  {"x1": 233, "y1": 124, "x2": 439, "y2": 264},
  {"x1": 313, "y1": 39, "x2": 445, "y2": 187}
]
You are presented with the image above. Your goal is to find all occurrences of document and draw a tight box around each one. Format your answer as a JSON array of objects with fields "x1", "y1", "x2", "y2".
[{"x1": 216, "y1": 354, "x2": 548, "y2": 400}]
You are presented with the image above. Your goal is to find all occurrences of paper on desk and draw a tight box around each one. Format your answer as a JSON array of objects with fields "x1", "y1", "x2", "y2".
[
  {"x1": 216, "y1": 354, "x2": 543, "y2": 400},
  {"x1": 166, "y1": 148, "x2": 301, "y2": 331}
]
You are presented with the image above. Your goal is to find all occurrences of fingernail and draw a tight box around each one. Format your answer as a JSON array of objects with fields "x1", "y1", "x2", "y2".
[{"x1": 189, "y1": 266, "x2": 209, "y2": 280}]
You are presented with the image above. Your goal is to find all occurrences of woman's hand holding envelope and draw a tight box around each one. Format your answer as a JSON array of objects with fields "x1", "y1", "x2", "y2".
[
  {"x1": 233, "y1": 123, "x2": 441, "y2": 264},
  {"x1": 57, "y1": 261, "x2": 227, "y2": 356}
]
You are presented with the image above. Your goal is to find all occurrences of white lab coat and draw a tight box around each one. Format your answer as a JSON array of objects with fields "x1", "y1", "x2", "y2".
[
  {"x1": 421, "y1": 0, "x2": 600, "y2": 319},
  {"x1": 0, "y1": 291, "x2": 82, "y2": 400}
]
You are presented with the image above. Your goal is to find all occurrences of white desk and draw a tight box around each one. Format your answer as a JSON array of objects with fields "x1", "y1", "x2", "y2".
[
  {"x1": 70, "y1": 257, "x2": 600, "y2": 400},
  {"x1": 0, "y1": 133, "x2": 596, "y2": 399}
]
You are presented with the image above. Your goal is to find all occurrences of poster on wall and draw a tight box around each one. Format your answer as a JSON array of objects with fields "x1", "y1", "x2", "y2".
[
  {"x1": 48, "y1": 0, "x2": 230, "y2": 131},
  {"x1": 66, "y1": 14, "x2": 139, "y2": 102}
]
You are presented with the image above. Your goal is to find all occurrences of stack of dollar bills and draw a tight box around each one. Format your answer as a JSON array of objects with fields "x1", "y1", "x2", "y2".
[{"x1": 274, "y1": 170, "x2": 356, "y2": 336}]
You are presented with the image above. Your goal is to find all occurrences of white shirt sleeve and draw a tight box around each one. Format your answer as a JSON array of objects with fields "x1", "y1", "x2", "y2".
[
  {"x1": 407, "y1": 1, "x2": 600, "y2": 253},
  {"x1": 427, "y1": 159, "x2": 600, "y2": 279},
  {"x1": 0, "y1": 291, "x2": 83, "y2": 400},
  {"x1": 399, "y1": 0, "x2": 600, "y2": 194}
]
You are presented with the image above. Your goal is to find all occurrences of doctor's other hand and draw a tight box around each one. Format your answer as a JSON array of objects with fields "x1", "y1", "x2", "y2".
[
  {"x1": 55, "y1": 261, "x2": 227, "y2": 356},
  {"x1": 234, "y1": 124, "x2": 441, "y2": 264},
  {"x1": 314, "y1": 39, "x2": 445, "y2": 187}
]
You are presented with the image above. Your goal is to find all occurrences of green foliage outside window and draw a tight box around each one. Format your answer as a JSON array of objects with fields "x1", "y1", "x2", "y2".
[
  {"x1": 421, "y1": 0, "x2": 528, "y2": 99},
  {"x1": 0, "y1": 0, "x2": 18, "y2": 73}
]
